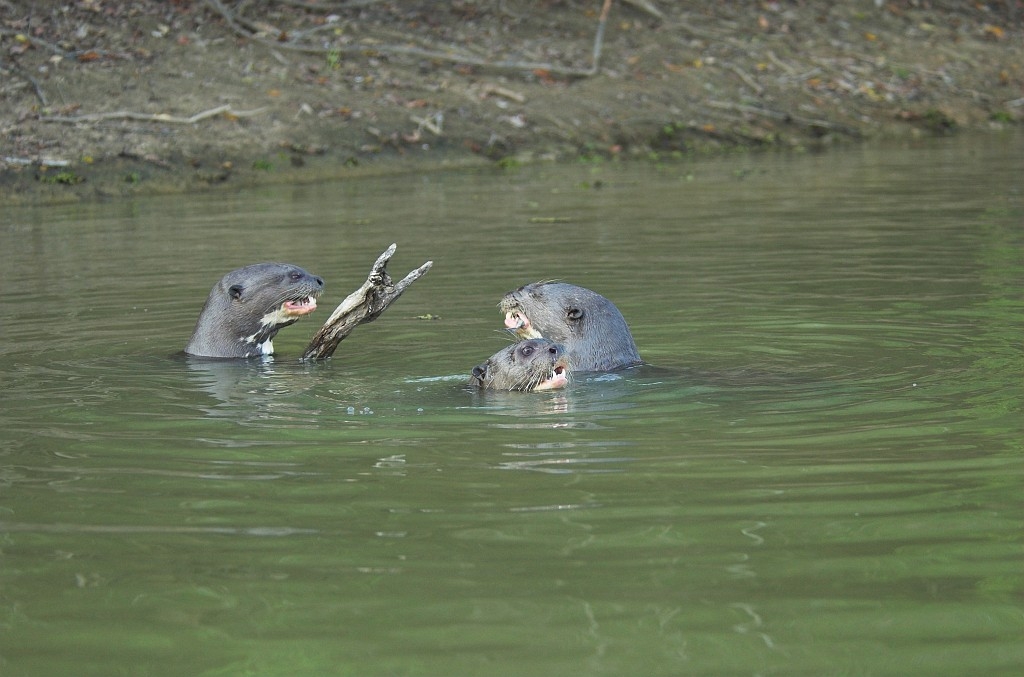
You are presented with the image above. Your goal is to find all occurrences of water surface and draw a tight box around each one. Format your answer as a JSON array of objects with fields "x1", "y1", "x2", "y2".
[{"x1": 1, "y1": 134, "x2": 1022, "y2": 676}]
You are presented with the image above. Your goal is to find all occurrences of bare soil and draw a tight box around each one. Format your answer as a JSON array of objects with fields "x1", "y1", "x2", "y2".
[{"x1": 2, "y1": 1, "x2": 1021, "y2": 205}]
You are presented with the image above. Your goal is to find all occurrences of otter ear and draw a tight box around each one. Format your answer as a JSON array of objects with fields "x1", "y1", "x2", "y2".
[
  {"x1": 471, "y1": 363, "x2": 488, "y2": 385},
  {"x1": 566, "y1": 307, "x2": 584, "y2": 321},
  {"x1": 228, "y1": 284, "x2": 244, "y2": 300}
]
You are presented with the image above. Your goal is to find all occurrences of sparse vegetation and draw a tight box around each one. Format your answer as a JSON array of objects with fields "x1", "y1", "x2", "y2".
[{"x1": 0, "y1": 1, "x2": 1020, "y2": 203}]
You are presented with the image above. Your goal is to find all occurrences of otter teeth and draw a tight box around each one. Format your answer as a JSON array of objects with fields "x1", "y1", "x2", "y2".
[
  {"x1": 504, "y1": 311, "x2": 525, "y2": 330},
  {"x1": 283, "y1": 296, "x2": 318, "y2": 315},
  {"x1": 534, "y1": 364, "x2": 569, "y2": 391},
  {"x1": 258, "y1": 296, "x2": 318, "y2": 328},
  {"x1": 505, "y1": 311, "x2": 543, "y2": 339}
]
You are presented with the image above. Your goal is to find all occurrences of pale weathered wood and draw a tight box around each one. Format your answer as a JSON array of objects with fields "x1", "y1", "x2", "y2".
[{"x1": 301, "y1": 244, "x2": 432, "y2": 360}]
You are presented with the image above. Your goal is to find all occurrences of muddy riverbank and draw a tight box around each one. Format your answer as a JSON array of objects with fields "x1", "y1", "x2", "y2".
[{"x1": 2, "y1": 1, "x2": 1021, "y2": 205}]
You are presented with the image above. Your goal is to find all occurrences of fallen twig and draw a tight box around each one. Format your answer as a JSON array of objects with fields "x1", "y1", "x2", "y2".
[
  {"x1": 3, "y1": 155, "x2": 72, "y2": 167},
  {"x1": 622, "y1": 0, "x2": 664, "y2": 21},
  {"x1": 723, "y1": 61, "x2": 765, "y2": 95},
  {"x1": 277, "y1": 0, "x2": 385, "y2": 10},
  {"x1": 476, "y1": 83, "x2": 527, "y2": 103},
  {"x1": 590, "y1": 0, "x2": 614, "y2": 74},
  {"x1": 4, "y1": 62, "x2": 49, "y2": 106},
  {"x1": 765, "y1": 49, "x2": 799, "y2": 77},
  {"x1": 302, "y1": 244, "x2": 433, "y2": 360},
  {"x1": 38, "y1": 105, "x2": 266, "y2": 125},
  {"x1": 410, "y1": 112, "x2": 444, "y2": 136}
]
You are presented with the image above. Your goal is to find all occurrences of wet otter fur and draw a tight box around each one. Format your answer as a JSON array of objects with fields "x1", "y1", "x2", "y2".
[
  {"x1": 469, "y1": 338, "x2": 570, "y2": 392},
  {"x1": 185, "y1": 263, "x2": 324, "y2": 358},
  {"x1": 499, "y1": 282, "x2": 641, "y2": 371}
]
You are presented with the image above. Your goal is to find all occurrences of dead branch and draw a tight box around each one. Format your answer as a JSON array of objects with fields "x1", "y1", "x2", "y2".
[
  {"x1": 622, "y1": 0, "x2": 663, "y2": 21},
  {"x1": 722, "y1": 61, "x2": 765, "y2": 96},
  {"x1": 204, "y1": 0, "x2": 615, "y2": 78},
  {"x1": 2, "y1": 155, "x2": 71, "y2": 167},
  {"x1": 590, "y1": 0, "x2": 614, "y2": 74},
  {"x1": 765, "y1": 49, "x2": 799, "y2": 77},
  {"x1": 38, "y1": 105, "x2": 266, "y2": 125},
  {"x1": 276, "y1": 0, "x2": 385, "y2": 9},
  {"x1": 410, "y1": 112, "x2": 443, "y2": 136},
  {"x1": 4, "y1": 62, "x2": 49, "y2": 106},
  {"x1": 476, "y1": 83, "x2": 527, "y2": 103},
  {"x1": 302, "y1": 243, "x2": 433, "y2": 360}
]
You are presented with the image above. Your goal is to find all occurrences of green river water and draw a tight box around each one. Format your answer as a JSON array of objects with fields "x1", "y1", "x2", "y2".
[{"x1": 1, "y1": 134, "x2": 1021, "y2": 676}]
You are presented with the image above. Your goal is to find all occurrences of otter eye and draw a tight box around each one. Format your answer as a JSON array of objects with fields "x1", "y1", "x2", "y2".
[
  {"x1": 289, "y1": 271, "x2": 303, "y2": 281},
  {"x1": 520, "y1": 345, "x2": 534, "y2": 357},
  {"x1": 567, "y1": 307, "x2": 583, "y2": 321},
  {"x1": 229, "y1": 284, "x2": 244, "y2": 300}
]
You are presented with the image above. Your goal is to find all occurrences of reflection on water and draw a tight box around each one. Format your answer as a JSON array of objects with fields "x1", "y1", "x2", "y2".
[{"x1": 0, "y1": 134, "x2": 1022, "y2": 676}]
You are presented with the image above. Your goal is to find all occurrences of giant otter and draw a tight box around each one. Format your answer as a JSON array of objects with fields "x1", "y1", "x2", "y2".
[
  {"x1": 185, "y1": 263, "x2": 324, "y2": 358},
  {"x1": 499, "y1": 282, "x2": 641, "y2": 371},
  {"x1": 469, "y1": 338, "x2": 570, "y2": 392}
]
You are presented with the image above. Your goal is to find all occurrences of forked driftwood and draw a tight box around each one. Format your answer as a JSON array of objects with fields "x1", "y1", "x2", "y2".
[{"x1": 302, "y1": 244, "x2": 432, "y2": 360}]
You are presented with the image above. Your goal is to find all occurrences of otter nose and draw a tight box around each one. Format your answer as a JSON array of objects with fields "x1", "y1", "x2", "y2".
[
  {"x1": 313, "y1": 276, "x2": 324, "y2": 288},
  {"x1": 548, "y1": 345, "x2": 560, "y2": 355}
]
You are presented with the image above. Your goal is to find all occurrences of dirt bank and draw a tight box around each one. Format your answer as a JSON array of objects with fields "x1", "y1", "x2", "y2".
[{"x1": 2, "y1": 1, "x2": 1021, "y2": 205}]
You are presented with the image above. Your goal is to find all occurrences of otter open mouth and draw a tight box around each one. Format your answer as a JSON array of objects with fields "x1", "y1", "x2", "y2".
[
  {"x1": 259, "y1": 294, "x2": 320, "y2": 331},
  {"x1": 283, "y1": 295, "x2": 318, "y2": 316},
  {"x1": 533, "y1": 361, "x2": 569, "y2": 391},
  {"x1": 504, "y1": 310, "x2": 542, "y2": 340}
]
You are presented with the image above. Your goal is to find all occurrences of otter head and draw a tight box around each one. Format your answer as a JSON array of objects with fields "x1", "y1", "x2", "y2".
[
  {"x1": 469, "y1": 338, "x2": 570, "y2": 392},
  {"x1": 499, "y1": 282, "x2": 641, "y2": 372},
  {"x1": 185, "y1": 263, "x2": 324, "y2": 358}
]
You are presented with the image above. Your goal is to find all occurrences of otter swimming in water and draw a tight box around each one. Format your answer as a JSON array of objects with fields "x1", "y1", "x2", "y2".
[
  {"x1": 499, "y1": 282, "x2": 641, "y2": 371},
  {"x1": 469, "y1": 338, "x2": 570, "y2": 392},
  {"x1": 184, "y1": 245, "x2": 432, "y2": 360},
  {"x1": 185, "y1": 263, "x2": 324, "y2": 358}
]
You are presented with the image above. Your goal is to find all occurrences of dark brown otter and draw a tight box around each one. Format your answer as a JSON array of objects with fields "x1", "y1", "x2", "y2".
[
  {"x1": 469, "y1": 338, "x2": 570, "y2": 392},
  {"x1": 499, "y1": 282, "x2": 641, "y2": 371},
  {"x1": 185, "y1": 263, "x2": 324, "y2": 358}
]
